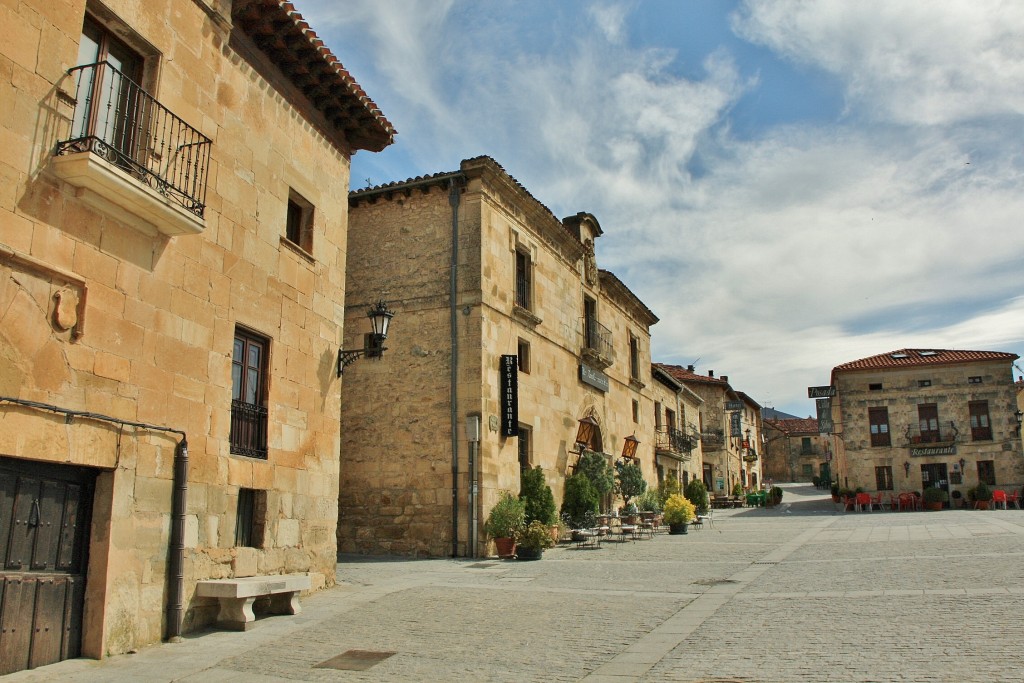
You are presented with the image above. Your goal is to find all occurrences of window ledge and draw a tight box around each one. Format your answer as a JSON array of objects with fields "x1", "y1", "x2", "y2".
[
  {"x1": 512, "y1": 305, "x2": 542, "y2": 327},
  {"x1": 280, "y1": 236, "x2": 315, "y2": 264},
  {"x1": 51, "y1": 151, "x2": 205, "y2": 237},
  {"x1": 629, "y1": 378, "x2": 646, "y2": 390}
]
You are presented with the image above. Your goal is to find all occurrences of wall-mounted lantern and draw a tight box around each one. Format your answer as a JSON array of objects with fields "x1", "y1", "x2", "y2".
[
  {"x1": 903, "y1": 461, "x2": 911, "y2": 476},
  {"x1": 621, "y1": 434, "x2": 640, "y2": 459},
  {"x1": 337, "y1": 300, "x2": 395, "y2": 376},
  {"x1": 574, "y1": 415, "x2": 599, "y2": 451}
]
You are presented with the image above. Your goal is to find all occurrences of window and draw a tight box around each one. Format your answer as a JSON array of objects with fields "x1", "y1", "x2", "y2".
[
  {"x1": 869, "y1": 383, "x2": 883, "y2": 391},
  {"x1": 801, "y1": 437, "x2": 812, "y2": 455},
  {"x1": 583, "y1": 296, "x2": 597, "y2": 347},
  {"x1": 517, "y1": 339, "x2": 530, "y2": 374},
  {"x1": 868, "y1": 407, "x2": 890, "y2": 447},
  {"x1": 515, "y1": 250, "x2": 532, "y2": 310},
  {"x1": 918, "y1": 379, "x2": 932, "y2": 387},
  {"x1": 285, "y1": 189, "x2": 314, "y2": 253},
  {"x1": 969, "y1": 401, "x2": 992, "y2": 441},
  {"x1": 654, "y1": 402, "x2": 663, "y2": 430},
  {"x1": 234, "y1": 488, "x2": 267, "y2": 548},
  {"x1": 918, "y1": 404, "x2": 940, "y2": 442},
  {"x1": 517, "y1": 425, "x2": 531, "y2": 474},
  {"x1": 632, "y1": 400, "x2": 639, "y2": 423},
  {"x1": 665, "y1": 408, "x2": 677, "y2": 432},
  {"x1": 874, "y1": 466, "x2": 894, "y2": 491},
  {"x1": 802, "y1": 464, "x2": 814, "y2": 479},
  {"x1": 629, "y1": 334, "x2": 640, "y2": 380},
  {"x1": 977, "y1": 460, "x2": 996, "y2": 486},
  {"x1": 230, "y1": 328, "x2": 269, "y2": 459},
  {"x1": 968, "y1": 376, "x2": 982, "y2": 384},
  {"x1": 74, "y1": 16, "x2": 146, "y2": 171}
]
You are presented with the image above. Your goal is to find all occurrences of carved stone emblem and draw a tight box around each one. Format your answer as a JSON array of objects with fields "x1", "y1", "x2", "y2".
[
  {"x1": 583, "y1": 239, "x2": 598, "y2": 286},
  {"x1": 53, "y1": 287, "x2": 79, "y2": 332}
]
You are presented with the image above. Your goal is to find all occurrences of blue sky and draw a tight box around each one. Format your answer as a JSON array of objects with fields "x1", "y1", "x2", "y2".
[{"x1": 299, "y1": 0, "x2": 1024, "y2": 417}]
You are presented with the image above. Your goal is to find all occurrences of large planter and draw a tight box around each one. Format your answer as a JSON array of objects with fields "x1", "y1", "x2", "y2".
[
  {"x1": 924, "y1": 502, "x2": 942, "y2": 511},
  {"x1": 975, "y1": 500, "x2": 991, "y2": 510},
  {"x1": 668, "y1": 522, "x2": 689, "y2": 535},
  {"x1": 516, "y1": 546, "x2": 543, "y2": 561},
  {"x1": 494, "y1": 537, "x2": 516, "y2": 558}
]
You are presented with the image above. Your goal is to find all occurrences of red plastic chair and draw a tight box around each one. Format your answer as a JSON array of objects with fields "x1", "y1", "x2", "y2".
[
  {"x1": 897, "y1": 493, "x2": 915, "y2": 512},
  {"x1": 855, "y1": 492, "x2": 872, "y2": 512},
  {"x1": 1007, "y1": 491, "x2": 1020, "y2": 510},
  {"x1": 993, "y1": 490, "x2": 1008, "y2": 510}
]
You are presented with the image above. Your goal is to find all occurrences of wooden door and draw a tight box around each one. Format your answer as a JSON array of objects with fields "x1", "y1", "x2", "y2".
[{"x1": 0, "y1": 458, "x2": 94, "y2": 675}]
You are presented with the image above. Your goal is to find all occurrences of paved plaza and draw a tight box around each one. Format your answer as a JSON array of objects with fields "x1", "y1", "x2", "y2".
[{"x1": 10, "y1": 484, "x2": 1024, "y2": 682}]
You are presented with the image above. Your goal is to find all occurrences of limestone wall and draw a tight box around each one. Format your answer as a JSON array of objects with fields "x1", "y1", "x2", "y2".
[{"x1": 1, "y1": 0, "x2": 353, "y2": 655}]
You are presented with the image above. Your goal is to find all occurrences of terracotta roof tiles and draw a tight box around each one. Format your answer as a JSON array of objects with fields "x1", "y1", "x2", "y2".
[
  {"x1": 833, "y1": 348, "x2": 1018, "y2": 373},
  {"x1": 766, "y1": 418, "x2": 819, "y2": 435}
]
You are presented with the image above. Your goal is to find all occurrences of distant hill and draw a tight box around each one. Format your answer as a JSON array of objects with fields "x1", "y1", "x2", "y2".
[{"x1": 762, "y1": 407, "x2": 801, "y2": 421}]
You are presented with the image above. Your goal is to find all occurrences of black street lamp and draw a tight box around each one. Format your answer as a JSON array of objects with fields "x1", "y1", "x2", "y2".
[{"x1": 337, "y1": 300, "x2": 395, "y2": 376}]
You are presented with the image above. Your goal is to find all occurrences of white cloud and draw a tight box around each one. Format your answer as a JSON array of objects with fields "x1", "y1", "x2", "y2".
[
  {"x1": 733, "y1": 0, "x2": 1024, "y2": 125},
  {"x1": 298, "y1": 0, "x2": 1024, "y2": 416}
]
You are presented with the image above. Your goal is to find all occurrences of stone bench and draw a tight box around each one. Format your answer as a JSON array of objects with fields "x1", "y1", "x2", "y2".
[{"x1": 195, "y1": 574, "x2": 311, "y2": 631}]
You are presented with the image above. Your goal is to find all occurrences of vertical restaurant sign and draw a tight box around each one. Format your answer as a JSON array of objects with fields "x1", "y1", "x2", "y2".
[
  {"x1": 730, "y1": 411, "x2": 742, "y2": 437},
  {"x1": 500, "y1": 354, "x2": 519, "y2": 437},
  {"x1": 816, "y1": 398, "x2": 833, "y2": 434}
]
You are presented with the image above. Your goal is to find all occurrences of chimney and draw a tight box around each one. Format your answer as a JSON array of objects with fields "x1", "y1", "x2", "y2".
[
  {"x1": 721, "y1": 375, "x2": 729, "y2": 383},
  {"x1": 687, "y1": 364, "x2": 695, "y2": 372},
  {"x1": 708, "y1": 370, "x2": 714, "y2": 378}
]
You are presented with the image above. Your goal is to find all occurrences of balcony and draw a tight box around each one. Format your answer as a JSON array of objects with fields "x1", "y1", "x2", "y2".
[
  {"x1": 230, "y1": 399, "x2": 268, "y2": 459},
  {"x1": 580, "y1": 318, "x2": 614, "y2": 369},
  {"x1": 903, "y1": 422, "x2": 959, "y2": 447},
  {"x1": 655, "y1": 427, "x2": 696, "y2": 460},
  {"x1": 52, "y1": 61, "x2": 210, "y2": 237}
]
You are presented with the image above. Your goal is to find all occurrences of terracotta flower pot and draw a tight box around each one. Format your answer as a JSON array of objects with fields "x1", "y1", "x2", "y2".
[{"x1": 493, "y1": 537, "x2": 516, "y2": 558}]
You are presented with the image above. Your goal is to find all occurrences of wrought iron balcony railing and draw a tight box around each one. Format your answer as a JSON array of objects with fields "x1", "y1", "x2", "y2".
[
  {"x1": 580, "y1": 318, "x2": 614, "y2": 367},
  {"x1": 655, "y1": 427, "x2": 697, "y2": 456},
  {"x1": 701, "y1": 429, "x2": 725, "y2": 451},
  {"x1": 230, "y1": 399, "x2": 268, "y2": 459},
  {"x1": 56, "y1": 61, "x2": 211, "y2": 218},
  {"x1": 903, "y1": 422, "x2": 959, "y2": 447}
]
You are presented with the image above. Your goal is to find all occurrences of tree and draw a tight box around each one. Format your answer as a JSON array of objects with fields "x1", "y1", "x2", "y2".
[
  {"x1": 560, "y1": 473, "x2": 599, "y2": 528},
  {"x1": 684, "y1": 478, "x2": 709, "y2": 516},
  {"x1": 519, "y1": 466, "x2": 556, "y2": 525},
  {"x1": 658, "y1": 472, "x2": 682, "y2": 507},
  {"x1": 576, "y1": 450, "x2": 614, "y2": 499},
  {"x1": 615, "y1": 460, "x2": 646, "y2": 508}
]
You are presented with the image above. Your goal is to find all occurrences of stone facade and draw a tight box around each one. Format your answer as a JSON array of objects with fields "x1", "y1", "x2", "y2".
[
  {"x1": 340, "y1": 157, "x2": 664, "y2": 557},
  {"x1": 650, "y1": 365, "x2": 704, "y2": 488},
  {"x1": 0, "y1": 0, "x2": 391, "y2": 664},
  {"x1": 831, "y1": 349, "x2": 1024, "y2": 500},
  {"x1": 763, "y1": 417, "x2": 833, "y2": 483},
  {"x1": 655, "y1": 365, "x2": 762, "y2": 495}
]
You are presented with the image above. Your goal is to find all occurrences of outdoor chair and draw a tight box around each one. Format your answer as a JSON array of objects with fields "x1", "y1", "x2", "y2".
[
  {"x1": 869, "y1": 492, "x2": 887, "y2": 511},
  {"x1": 1007, "y1": 491, "x2": 1020, "y2": 510},
  {"x1": 855, "y1": 492, "x2": 872, "y2": 512},
  {"x1": 993, "y1": 490, "x2": 1008, "y2": 510}
]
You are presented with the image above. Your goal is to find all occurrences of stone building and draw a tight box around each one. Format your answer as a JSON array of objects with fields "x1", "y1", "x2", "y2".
[
  {"x1": 339, "y1": 156, "x2": 663, "y2": 558},
  {"x1": 650, "y1": 364, "x2": 703, "y2": 488},
  {"x1": 654, "y1": 365, "x2": 763, "y2": 494},
  {"x1": 0, "y1": 0, "x2": 392, "y2": 670},
  {"x1": 762, "y1": 417, "x2": 832, "y2": 483},
  {"x1": 830, "y1": 349, "x2": 1024, "y2": 500}
]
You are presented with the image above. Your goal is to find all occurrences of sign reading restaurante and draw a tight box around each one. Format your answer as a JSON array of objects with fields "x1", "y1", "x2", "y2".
[{"x1": 500, "y1": 354, "x2": 519, "y2": 437}]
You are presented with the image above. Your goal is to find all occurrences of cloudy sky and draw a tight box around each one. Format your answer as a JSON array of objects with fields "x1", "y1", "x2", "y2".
[{"x1": 299, "y1": 0, "x2": 1024, "y2": 417}]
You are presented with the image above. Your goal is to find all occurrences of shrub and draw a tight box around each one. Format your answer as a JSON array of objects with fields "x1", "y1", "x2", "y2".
[
  {"x1": 684, "y1": 479, "x2": 708, "y2": 515},
  {"x1": 484, "y1": 491, "x2": 525, "y2": 539},
  {"x1": 576, "y1": 450, "x2": 615, "y2": 499},
  {"x1": 974, "y1": 481, "x2": 992, "y2": 502},
  {"x1": 663, "y1": 494, "x2": 696, "y2": 525},
  {"x1": 515, "y1": 520, "x2": 555, "y2": 551},
  {"x1": 922, "y1": 487, "x2": 949, "y2": 504},
  {"x1": 770, "y1": 486, "x2": 783, "y2": 504},
  {"x1": 636, "y1": 488, "x2": 662, "y2": 512},
  {"x1": 658, "y1": 472, "x2": 682, "y2": 507},
  {"x1": 561, "y1": 473, "x2": 599, "y2": 528},
  {"x1": 830, "y1": 482, "x2": 840, "y2": 497},
  {"x1": 519, "y1": 466, "x2": 557, "y2": 525},
  {"x1": 615, "y1": 460, "x2": 647, "y2": 507},
  {"x1": 731, "y1": 482, "x2": 743, "y2": 497}
]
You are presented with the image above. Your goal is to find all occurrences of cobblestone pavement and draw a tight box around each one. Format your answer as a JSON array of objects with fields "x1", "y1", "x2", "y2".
[{"x1": 10, "y1": 484, "x2": 1024, "y2": 682}]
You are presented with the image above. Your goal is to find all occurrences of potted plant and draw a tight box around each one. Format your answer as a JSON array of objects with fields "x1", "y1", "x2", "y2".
[
  {"x1": 922, "y1": 487, "x2": 948, "y2": 511},
  {"x1": 520, "y1": 466, "x2": 557, "y2": 541},
  {"x1": 615, "y1": 459, "x2": 647, "y2": 510},
  {"x1": 830, "y1": 482, "x2": 840, "y2": 502},
  {"x1": 514, "y1": 520, "x2": 554, "y2": 560},
  {"x1": 484, "y1": 491, "x2": 525, "y2": 558},
  {"x1": 663, "y1": 494, "x2": 696, "y2": 535},
  {"x1": 731, "y1": 482, "x2": 743, "y2": 498},
  {"x1": 685, "y1": 479, "x2": 709, "y2": 516},
  {"x1": 561, "y1": 473, "x2": 599, "y2": 530},
  {"x1": 973, "y1": 481, "x2": 993, "y2": 510},
  {"x1": 768, "y1": 486, "x2": 783, "y2": 506}
]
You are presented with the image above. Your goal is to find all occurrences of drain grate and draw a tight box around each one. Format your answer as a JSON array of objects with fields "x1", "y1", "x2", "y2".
[
  {"x1": 315, "y1": 650, "x2": 397, "y2": 671},
  {"x1": 754, "y1": 561, "x2": 777, "y2": 565}
]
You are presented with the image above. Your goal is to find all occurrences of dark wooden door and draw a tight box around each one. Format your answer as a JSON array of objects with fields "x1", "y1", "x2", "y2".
[{"x1": 0, "y1": 458, "x2": 94, "y2": 675}]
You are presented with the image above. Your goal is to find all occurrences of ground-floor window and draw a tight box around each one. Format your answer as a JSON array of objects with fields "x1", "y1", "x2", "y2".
[
  {"x1": 977, "y1": 460, "x2": 996, "y2": 486},
  {"x1": 801, "y1": 463, "x2": 814, "y2": 479},
  {"x1": 874, "y1": 466, "x2": 894, "y2": 491}
]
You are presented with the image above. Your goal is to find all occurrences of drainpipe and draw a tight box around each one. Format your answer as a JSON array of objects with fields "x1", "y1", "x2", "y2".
[
  {"x1": 166, "y1": 437, "x2": 189, "y2": 642},
  {"x1": 449, "y1": 177, "x2": 463, "y2": 558},
  {"x1": 0, "y1": 397, "x2": 188, "y2": 641}
]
